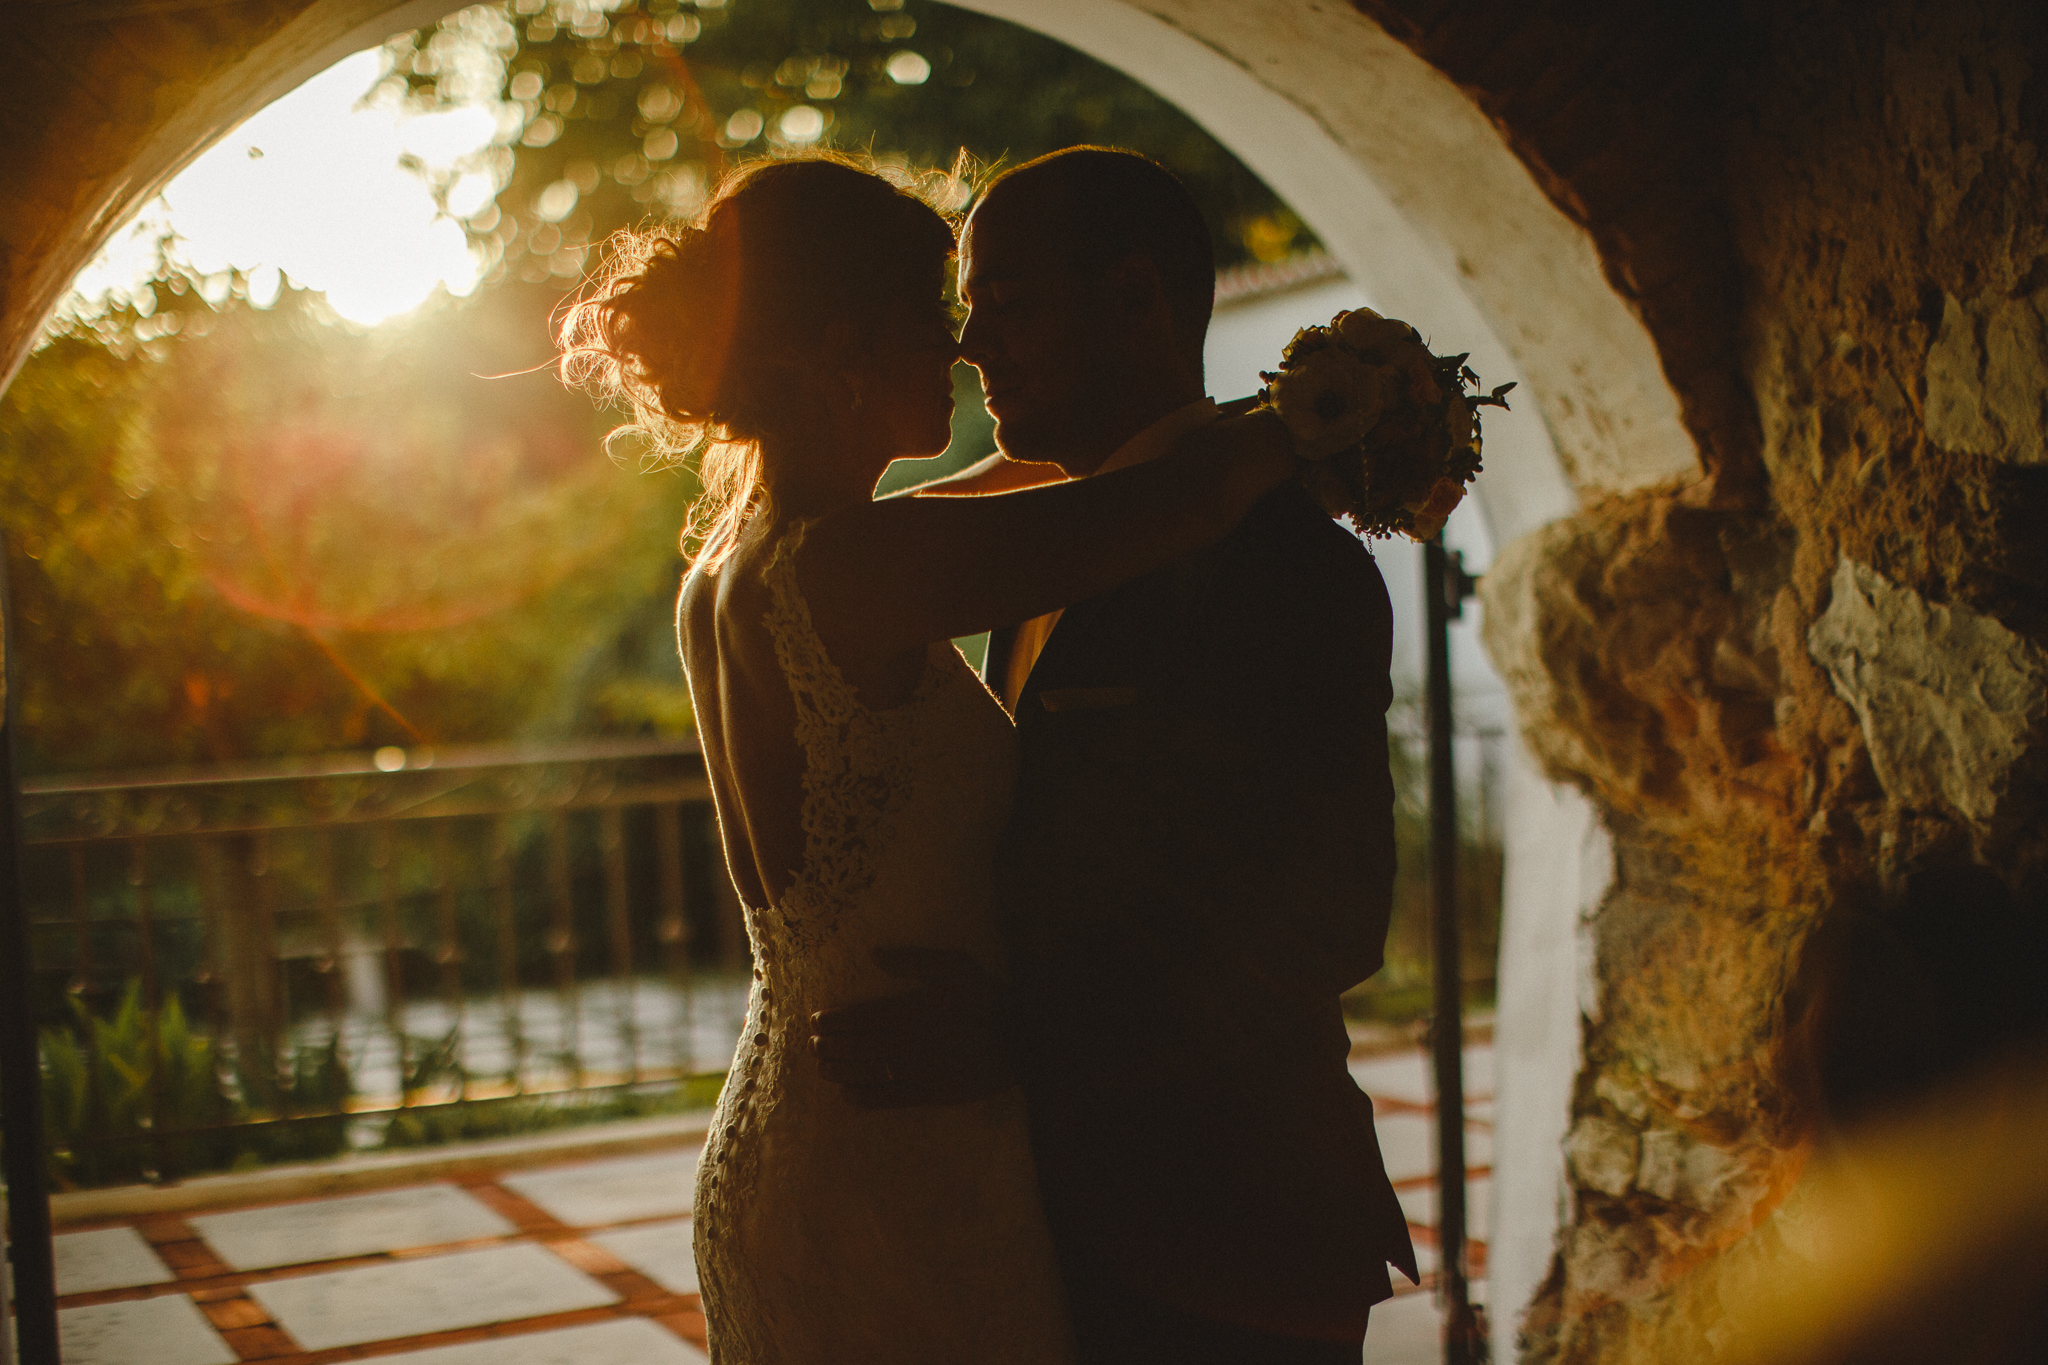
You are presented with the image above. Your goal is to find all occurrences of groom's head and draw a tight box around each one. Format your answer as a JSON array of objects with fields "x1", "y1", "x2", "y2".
[{"x1": 959, "y1": 147, "x2": 1214, "y2": 473}]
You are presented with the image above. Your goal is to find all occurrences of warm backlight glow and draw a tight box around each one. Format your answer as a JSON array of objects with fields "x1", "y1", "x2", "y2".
[{"x1": 68, "y1": 49, "x2": 508, "y2": 328}]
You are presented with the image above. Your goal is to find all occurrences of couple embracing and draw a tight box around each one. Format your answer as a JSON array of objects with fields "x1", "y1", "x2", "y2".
[{"x1": 562, "y1": 147, "x2": 1417, "y2": 1364}]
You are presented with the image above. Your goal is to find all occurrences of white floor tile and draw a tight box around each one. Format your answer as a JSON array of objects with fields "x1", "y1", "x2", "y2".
[
  {"x1": 502, "y1": 1150, "x2": 698, "y2": 1227},
  {"x1": 192, "y1": 1185, "x2": 515, "y2": 1270},
  {"x1": 1350, "y1": 1046, "x2": 1495, "y2": 1107},
  {"x1": 246, "y1": 1243, "x2": 617, "y2": 1350},
  {"x1": 1351, "y1": 1051, "x2": 1431, "y2": 1104},
  {"x1": 1397, "y1": 1176, "x2": 1494, "y2": 1242},
  {"x1": 1362, "y1": 1289, "x2": 1443, "y2": 1365},
  {"x1": 1373, "y1": 1110, "x2": 1492, "y2": 1186},
  {"x1": 369, "y1": 1316, "x2": 706, "y2": 1364},
  {"x1": 588, "y1": 1219, "x2": 698, "y2": 1294},
  {"x1": 58, "y1": 1295, "x2": 236, "y2": 1365},
  {"x1": 54, "y1": 1226, "x2": 175, "y2": 1295},
  {"x1": 1409, "y1": 1238, "x2": 1439, "y2": 1277},
  {"x1": 1374, "y1": 1114, "x2": 1435, "y2": 1183}
]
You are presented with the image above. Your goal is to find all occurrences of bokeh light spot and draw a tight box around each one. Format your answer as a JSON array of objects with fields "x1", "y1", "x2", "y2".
[
  {"x1": 886, "y1": 50, "x2": 931, "y2": 85},
  {"x1": 779, "y1": 105, "x2": 826, "y2": 144}
]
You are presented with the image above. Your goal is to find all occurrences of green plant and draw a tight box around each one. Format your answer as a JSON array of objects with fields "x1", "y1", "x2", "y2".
[
  {"x1": 40, "y1": 984, "x2": 234, "y2": 1186},
  {"x1": 227, "y1": 1032, "x2": 356, "y2": 1167},
  {"x1": 40, "y1": 981, "x2": 357, "y2": 1186}
]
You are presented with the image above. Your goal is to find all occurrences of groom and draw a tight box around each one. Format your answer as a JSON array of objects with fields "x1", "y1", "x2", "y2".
[{"x1": 819, "y1": 147, "x2": 1415, "y2": 1362}]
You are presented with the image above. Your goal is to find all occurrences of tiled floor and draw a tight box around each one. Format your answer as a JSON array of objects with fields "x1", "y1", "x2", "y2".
[
  {"x1": 42, "y1": 1042, "x2": 1489, "y2": 1364},
  {"x1": 1353, "y1": 1041, "x2": 1495, "y2": 1365}
]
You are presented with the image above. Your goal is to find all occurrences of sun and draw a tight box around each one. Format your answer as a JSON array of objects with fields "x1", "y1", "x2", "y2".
[{"x1": 70, "y1": 48, "x2": 510, "y2": 328}]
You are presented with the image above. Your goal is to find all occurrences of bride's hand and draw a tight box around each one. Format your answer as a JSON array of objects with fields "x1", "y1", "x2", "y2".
[{"x1": 809, "y1": 946, "x2": 1013, "y2": 1110}]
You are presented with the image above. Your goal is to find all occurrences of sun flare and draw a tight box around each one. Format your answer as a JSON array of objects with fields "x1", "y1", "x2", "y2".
[{"x1": 67, "y1": 48, "x2": 510, "y2": 328}]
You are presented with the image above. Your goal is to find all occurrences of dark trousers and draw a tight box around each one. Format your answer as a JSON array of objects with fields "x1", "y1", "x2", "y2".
[{"x1": 1063, "y1": 1259, "x2": 1367, "y2": 1365}]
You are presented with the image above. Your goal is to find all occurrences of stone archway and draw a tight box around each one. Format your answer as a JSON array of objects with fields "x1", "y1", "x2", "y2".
[
  {"x1": 0, "y1": 0, "x2": 1696, "y2": 1355},
  {"x1": 10, "y1": 4, "x2": 2044, "y2": 1362},
  {"x1": 10, "y1": 4, "x2": 1687, "y2": 1350}
]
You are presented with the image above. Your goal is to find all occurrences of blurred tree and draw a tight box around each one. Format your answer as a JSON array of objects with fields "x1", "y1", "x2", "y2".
[
  {"x1": 6, "y1": 0, "x2": 1319, "y2": 775},
  {"x1": 1, "y1": 280, "x2": 697, "y2": 774},
  {"x1": 391, "y1": 0, "x2": 1319, "y2": 290}
]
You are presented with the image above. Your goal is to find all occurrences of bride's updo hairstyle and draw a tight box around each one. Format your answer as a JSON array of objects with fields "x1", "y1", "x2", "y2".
[{"x1": 560, "y1": 154, "x2": 957, "y2": 562}]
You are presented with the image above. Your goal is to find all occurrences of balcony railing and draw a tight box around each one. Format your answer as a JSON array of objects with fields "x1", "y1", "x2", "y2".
[{"x1": 17, "y1": 737, "x2": 746, "y2": 1188}]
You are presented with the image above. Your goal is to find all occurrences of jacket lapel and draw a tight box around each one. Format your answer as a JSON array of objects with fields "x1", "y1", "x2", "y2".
[{"x1": 983, "y1": 623, "x2": 1019, "y2": 716}]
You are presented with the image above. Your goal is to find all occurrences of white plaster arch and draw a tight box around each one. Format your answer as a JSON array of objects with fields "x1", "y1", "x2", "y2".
[{"x1": 19, "y1": 3, "x2": 1699, "y2": 1355}]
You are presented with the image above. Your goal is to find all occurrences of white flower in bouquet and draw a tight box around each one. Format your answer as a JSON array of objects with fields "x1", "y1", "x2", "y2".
[
  {"x1": 1256, "y1": 307, "x2": 1513, "y2": 540},
  {"x1": 1268, "y1": 347, "x2": 1398, "y2": 459}
]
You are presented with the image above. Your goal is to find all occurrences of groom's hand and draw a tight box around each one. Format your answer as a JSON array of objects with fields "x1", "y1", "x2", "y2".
[{"x1": 809, "y1": 946, "x2": 1013, "y2": 1110}]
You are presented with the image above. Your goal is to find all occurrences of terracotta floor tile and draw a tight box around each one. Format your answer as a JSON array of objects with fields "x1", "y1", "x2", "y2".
[
  {"x1": 164, "y1": 1242, "x2": 236, "y2": 1279},
  {"x1": 220, "y1": 1322, "x2": 300, "y2": 1358},
  {"x1": 198, "y1": 1294, "x2": 273, "y2": 1330}
]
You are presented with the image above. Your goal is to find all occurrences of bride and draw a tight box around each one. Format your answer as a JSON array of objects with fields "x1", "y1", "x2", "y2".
[{"x1": 560, "y1": 155, "x2": 1292, "y2": 1363}]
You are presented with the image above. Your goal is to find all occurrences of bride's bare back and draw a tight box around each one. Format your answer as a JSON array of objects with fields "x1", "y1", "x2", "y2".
[{"x1": 680, "y1": 514, "x2": 945, "y2": 916}]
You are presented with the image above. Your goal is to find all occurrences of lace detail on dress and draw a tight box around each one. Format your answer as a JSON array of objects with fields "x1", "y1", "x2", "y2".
[
  {"x1": 757, "y1": 519, "x2": 939, "y2": 949},
  {"x1": 691, "y1": 519, "x2": 1067, "y2": 1364}
]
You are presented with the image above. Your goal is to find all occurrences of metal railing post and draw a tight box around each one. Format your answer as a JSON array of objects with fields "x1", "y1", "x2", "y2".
[
  {"x1": 1424, "y1": 536, "x2": 1486, "y2": 1365},
  {"x1": 0, "y1": 533, "x2": 61, "y2": 1364}
]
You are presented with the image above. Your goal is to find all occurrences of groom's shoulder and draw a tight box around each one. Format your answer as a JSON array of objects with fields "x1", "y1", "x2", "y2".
[{"x1": 1223, "y1": 483, "x2": 1386, "y2": 596}]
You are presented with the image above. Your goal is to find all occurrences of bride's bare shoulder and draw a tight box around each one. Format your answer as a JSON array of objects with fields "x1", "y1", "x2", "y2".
[{"x1": 679, "y1": 532, "x2": 781, "y2": 645}]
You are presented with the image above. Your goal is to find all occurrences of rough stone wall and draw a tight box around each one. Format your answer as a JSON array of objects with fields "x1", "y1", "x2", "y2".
[{"x1": 1375, "y1": 0, "x2": 2048, "y2": 1358}]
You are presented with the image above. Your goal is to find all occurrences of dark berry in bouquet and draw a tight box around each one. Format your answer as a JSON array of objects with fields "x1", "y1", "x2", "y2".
[{"x1": 1258, "y1": 307, "x2": 1514, "y2": 540}]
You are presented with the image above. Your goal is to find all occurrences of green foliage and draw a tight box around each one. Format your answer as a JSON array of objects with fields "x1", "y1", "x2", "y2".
[
  {"x1": 229, "y1": 1034, "x2": 357, "y2": 1166},
  {"x1": 3, "y1": 282, "x2": 697, "y2": 775},
  {"x1": 395, "y1": 0, "x2": 1317, "y2": 289},
  {"x1": 37, "y1": 982, "x2": 358, "y2": 1187},
  {"x1": 36, "y1": 979, "x2": 725, "y2": 1185},
  {"x1": 40, "y1": 985, "x2": 234, "y2": 1186}
]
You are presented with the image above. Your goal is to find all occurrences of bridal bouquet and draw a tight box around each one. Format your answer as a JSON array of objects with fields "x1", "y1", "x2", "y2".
[{"x1": 1259, "y1": 308, "x2": 1514, "y2": 541}]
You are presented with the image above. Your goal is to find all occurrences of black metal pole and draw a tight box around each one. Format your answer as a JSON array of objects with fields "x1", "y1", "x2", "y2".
[
  {"x1": 1424, "y1": 536, "x2": 1484, "y2": 1365},
  {"x1": 0, "y1": 533, "x2": 60, "y2": 1364}
]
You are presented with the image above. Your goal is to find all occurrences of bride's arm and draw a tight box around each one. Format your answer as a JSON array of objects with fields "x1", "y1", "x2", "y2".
[
  {"x1": 800, "y1": 411, "x2": 1293, "y2": 662},
  {"x1": 889, "y1": 396, "x2": 1261, "y2": 499},
  {"x1": 887, "y1": 452, "x2": 1071, "y2": 498}
]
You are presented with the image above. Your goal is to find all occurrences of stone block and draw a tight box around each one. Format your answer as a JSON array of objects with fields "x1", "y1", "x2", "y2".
[
  {"x1": 1634, "y1": 1129, "x2": 1741, "y2": 1212},
  {"x1": 1565, "y1": 1115, "x2": 1638, "y2": 1198},
  {"x1": 1635, "y1": 1128, "x2": 1685, "y2": 1203},
  {"x1": 1924, "y1": 290, "x2": 2048, "y2": 465},
  {"x1": 1807, "y1": 559, "x2": 2047, "y2": 825},
  {"x1": 1566, "y1": 1221, "x2": 1657, "y2": 1302}
]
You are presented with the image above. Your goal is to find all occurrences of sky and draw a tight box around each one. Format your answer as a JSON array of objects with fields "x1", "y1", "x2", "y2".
[{"x1": 66, "y1": 48, "x2": 510, "y2": 328}]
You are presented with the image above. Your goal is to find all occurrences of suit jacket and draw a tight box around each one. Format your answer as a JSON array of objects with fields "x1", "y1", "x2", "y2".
[{"x1": 986, "y1": 481, "x2": 1417, "y2": 1338}]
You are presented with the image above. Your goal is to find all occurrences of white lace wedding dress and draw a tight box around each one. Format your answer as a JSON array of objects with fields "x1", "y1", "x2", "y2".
[{"x1": 692, "y1": 524, "x2": 1075, "y2": 1364}]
